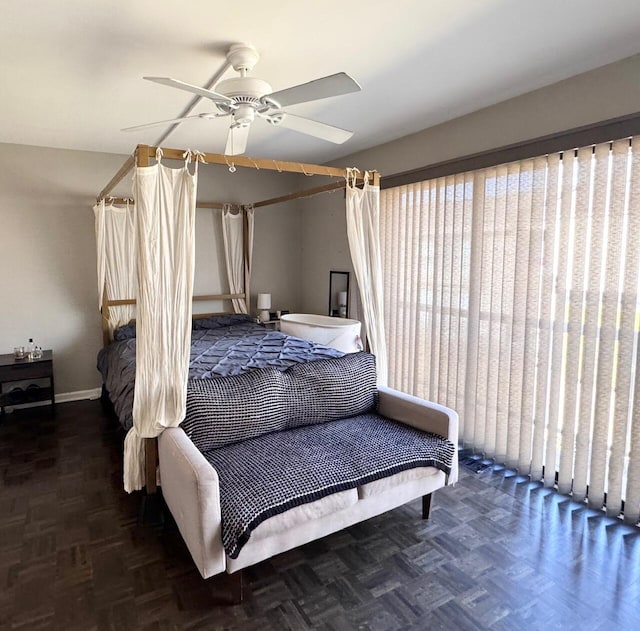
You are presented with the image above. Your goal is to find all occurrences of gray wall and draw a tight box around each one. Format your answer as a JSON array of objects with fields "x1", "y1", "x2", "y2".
[
  {"x1": 299, "y1": 53, "x2": 640, "y2": 315},
  {"x1": 4, "y1": 53, "x2": 640, "y2": 394},
  {"x1": 300, "y1": 189, "x2": 353, "y2": 318},
  {"x1": 194, "y1": 166, "x2": 303, "y2": 316},
  {"x1": 0, "y1": 143, "x2": 302, "y2": 395}
]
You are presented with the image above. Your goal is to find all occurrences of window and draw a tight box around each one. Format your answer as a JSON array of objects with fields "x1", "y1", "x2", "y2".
[{"x1": 381, "y1": 138, "x2": 640, "y2": 524}]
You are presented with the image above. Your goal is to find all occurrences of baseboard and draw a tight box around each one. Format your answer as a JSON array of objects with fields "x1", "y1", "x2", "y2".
[{"x1": 56, "y1": 388, "x2": 102, "y2": 403}]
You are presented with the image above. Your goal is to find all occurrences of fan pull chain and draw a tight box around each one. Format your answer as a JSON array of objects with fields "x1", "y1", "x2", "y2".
[{"x1": 224, "y1": 155, "x2": 236, "y2": 173}]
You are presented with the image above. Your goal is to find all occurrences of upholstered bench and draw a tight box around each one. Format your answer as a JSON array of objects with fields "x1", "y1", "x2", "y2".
[{"x1": 158, "y1": 353, "x2": 458, "y2": 602}]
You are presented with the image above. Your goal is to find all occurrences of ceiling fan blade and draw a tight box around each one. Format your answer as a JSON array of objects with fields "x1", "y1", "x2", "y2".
[
  {"x1": 268, "y1": 72, "x2": 361, "y2": 107},
  {"x1": 275, "y1": 113, "x2": 353, "y2": 144},
  {"x1": 225, "y1": 124, "x2": 250, "y2": 155},
  {"x1": 144, "y1": 76, "x2": 234, "y2": 104},
  {"x1": 121, "y1": 114, "x2": 210, "y2": 132}
]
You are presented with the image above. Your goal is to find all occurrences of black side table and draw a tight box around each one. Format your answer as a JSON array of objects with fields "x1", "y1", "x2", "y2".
[{"x1": 0, "y1": 350, "x2": 55, "y2": 415}]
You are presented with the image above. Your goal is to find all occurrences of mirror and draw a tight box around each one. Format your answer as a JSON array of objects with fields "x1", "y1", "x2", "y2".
[{"x1": 328, "y1": 271, "x2": 350, "y2": 318}]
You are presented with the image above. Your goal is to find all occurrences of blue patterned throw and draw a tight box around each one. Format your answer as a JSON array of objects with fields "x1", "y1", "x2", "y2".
[{"x1": 203, "y1": 414, "x2": 455, "y2": 558}]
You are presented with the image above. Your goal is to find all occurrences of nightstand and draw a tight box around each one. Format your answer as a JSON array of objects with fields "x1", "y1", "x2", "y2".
[
  {"x1": 262, "y1": 320, "x2": 281, "y2": 331},
  {"x1": 0, "y1": 350, "x2": 55, "y2": 415}
]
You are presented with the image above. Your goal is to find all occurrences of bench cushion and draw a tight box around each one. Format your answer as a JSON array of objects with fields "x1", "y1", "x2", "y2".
[
  {"x1": 182, "y1": 352, "x2": 377, "y2": 452},
  {"x1": 357, "y1": 466, "x2": 441, "y2": 498},
  {"x1": 251, "y1": 489, "x2": 358, "y2": 542}
]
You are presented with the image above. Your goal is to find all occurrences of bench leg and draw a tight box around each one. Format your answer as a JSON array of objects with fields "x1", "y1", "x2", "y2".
[
  {"x1": 139, "y1": 489, "x2": 165, "y2": 526},
  {"x1": 145, "y1": 438, "x2": 158, "y2": 494},
  {"x1": 422, "y1": 493, "x2": 433, "y2": 520},
  {"x1": 229, "y1": 570, "x2": 243, "y2": 604}
]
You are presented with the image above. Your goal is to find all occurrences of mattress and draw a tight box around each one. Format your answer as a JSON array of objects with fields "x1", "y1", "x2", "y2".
[{"x1": 97, "y1": 318, "x2": 344, "y2": 430}]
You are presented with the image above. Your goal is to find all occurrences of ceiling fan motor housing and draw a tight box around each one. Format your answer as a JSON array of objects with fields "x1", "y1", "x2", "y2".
[
  {"x1": 215, "y1": 76, "x2": 272, "y2": 100},
  {"x1": 226, "y1": 44, "x2": 260, "y2": 73},
  {"x1": 215, "y1": 74, "x2": 277, "y2": 121},
  {"x1": 215, "y1": 44, "x2": 277, "y2": 120}
]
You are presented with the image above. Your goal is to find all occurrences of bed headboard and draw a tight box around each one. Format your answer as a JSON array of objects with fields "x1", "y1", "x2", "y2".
[{"x1": 101, "y1": 297, "x2": 249, "y2": 347}]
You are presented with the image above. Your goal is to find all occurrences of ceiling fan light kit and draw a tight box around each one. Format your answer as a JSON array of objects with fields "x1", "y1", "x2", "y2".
[{"x1": 124, "y1": 43, "x2": 361, "y2": 156}]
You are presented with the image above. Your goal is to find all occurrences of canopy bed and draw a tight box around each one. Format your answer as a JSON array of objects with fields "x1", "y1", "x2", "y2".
[
  {"x1": 93, "y1": 144, "x2": 456, "y2": 602},
  {"x1": 95, "y1": 143, "x2": 382, "y2": 494}
]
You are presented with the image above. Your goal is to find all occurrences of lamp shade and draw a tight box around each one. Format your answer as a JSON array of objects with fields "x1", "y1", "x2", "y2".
[
  {"x1": 338, "y1": 291, "x2": 348, "y2": 306},
  {"x1": 257, "y1": 293, "x2": 271, "y2": 310}
]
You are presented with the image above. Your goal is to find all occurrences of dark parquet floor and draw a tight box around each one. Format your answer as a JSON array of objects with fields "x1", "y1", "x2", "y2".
[{"x1": 1, "y1": 400, "x2": 640, "y2": 630}]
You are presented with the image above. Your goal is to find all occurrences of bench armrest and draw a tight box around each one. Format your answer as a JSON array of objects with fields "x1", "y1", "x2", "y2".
[
  {"x1": 158, "y1": 427, "x2": 226, "y2": 578},
  {"x1": 377, "y1": 386, "x2": 459, "y2": 485}
]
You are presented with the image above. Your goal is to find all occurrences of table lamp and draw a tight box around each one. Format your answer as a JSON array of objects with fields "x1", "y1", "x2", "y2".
[{"x1": 257, "y1": 293, "x2": 271, "y2": 323}]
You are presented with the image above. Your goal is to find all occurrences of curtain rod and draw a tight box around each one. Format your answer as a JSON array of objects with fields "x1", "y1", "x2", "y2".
[
  {"x1": 251, "y1": 180, "x2": 346, "y2": 209},
  {"x1": 139, "y1": 144, "x2": 349, "y2": 178},
  {"x1": 106, "y1": 293, "x2": 245, "y2": 307},
  {"x1": 101, "y1": 176, "x2": 377, "y2": 212},
  {"x1": 97, "y1": 155, "x2": 135, "y2": 201},
  {"x1": 96, "y1": 144, "x2": 375, "y2": 201},
  {"x1": 381, "y1": 111, "x2": 640, "y2": 190},
  {"x1": 251, "y1": 170, "x2": 380, "y2": 209},
  {"x1": 96, "y1": 144, "x2": 378, "y2": 203},
  {"x1": 100, "y1": 197, "x2": 236, "y2": 210}
]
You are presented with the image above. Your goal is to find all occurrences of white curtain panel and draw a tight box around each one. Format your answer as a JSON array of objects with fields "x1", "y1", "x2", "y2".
[
  {"x1": 346, "y1": 170, "x2": 388, "y2": 386},
  {"x1": 380, "y1": 137, "x2": 640, "y2": 524},
  {"x1": 222, "y1": 204, "x2": 254, "y2": 313},
  {"x1": 124, "y1": 154, "x2": 197, "y2": 493},
  {"x1": 93, "y1": 199, "x2": 136, "y2": 335},
  {"x1": 246, "y1": 205, "x2": 255, "y2": 305}
]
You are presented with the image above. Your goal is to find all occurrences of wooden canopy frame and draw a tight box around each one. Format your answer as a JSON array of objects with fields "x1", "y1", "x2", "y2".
[
  {"x1": 97, "y1": 144, "x2": 378, "y2": 345},
  {"x1": 96, "y1": 143, "x2": 379, "y2": 495}
]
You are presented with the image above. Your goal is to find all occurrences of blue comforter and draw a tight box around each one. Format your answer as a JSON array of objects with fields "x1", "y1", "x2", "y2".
[{"x1": 97, "y1": 320, "x2": 344, "y2": 429}]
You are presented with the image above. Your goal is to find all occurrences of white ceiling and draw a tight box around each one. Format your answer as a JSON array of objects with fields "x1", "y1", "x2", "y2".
[{"x1": 1, "y1": 0, "x2": 640, "y2": 164}]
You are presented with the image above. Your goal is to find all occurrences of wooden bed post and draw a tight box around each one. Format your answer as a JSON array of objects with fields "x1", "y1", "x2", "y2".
[
  {"x1": 145, "y1": 437, "x2": 158, "y2": 494},
  {"x1": 101, "y1": 283, "x2": 111, "y2": 347},
  {"x1": 137, "y1": 144, "x2": 149, "y2": 168},
  {"x1": 134, "y1": 144, "x2": 160, "y2": 498}
]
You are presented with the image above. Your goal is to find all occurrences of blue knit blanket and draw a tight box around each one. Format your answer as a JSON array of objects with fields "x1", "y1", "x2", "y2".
[{"x1": 202, "y1": 413, "x2": 455, "y2": 558}]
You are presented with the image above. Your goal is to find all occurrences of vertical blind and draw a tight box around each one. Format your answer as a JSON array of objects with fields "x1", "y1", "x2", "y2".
[{"x1": 380, "y1": 137, "x2": 640, "y2": 524}]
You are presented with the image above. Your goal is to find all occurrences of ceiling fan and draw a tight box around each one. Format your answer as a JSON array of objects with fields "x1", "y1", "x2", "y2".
[{"x1": 122, "y1": 44, "x2": 361, "y2": 155}]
